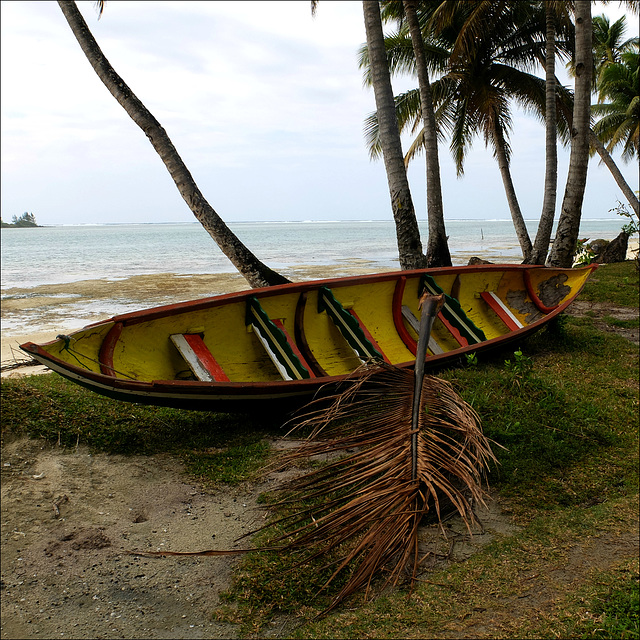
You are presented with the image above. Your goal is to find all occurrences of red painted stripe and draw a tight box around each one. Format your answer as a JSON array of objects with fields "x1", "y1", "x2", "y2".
[
  {"x1": 272, "y1": 319, "x2": 315, "y2": 378},
  {"x1": 347, "y1": 310, "x2": 391, "y2": 363},
  {"x1": 438, "y1": 315, "x2": 468, "y2": 347},
  {"x1": 523, "y1": 269, "x2": 558, "y2": 314},
  {"x1": 392, "y1": 276, "x2": 417, "y2": 356},
  {"x1": 480, "y1": 292, "x2": 521, "y2": 331},
  {"x1": 99, "y1": 322, "x2": 123, "y2": 377},
  {"x1": 182, "y1": 334, "x2": 230, "y2": 382}
]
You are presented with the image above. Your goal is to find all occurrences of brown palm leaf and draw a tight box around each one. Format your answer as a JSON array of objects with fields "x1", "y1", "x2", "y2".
[
  {"x1": 261, "y1": 360, "x2": 497, "y2": 614},
  {"x1": 148, "y1": 295, "x2": 497, "y2": 616}
]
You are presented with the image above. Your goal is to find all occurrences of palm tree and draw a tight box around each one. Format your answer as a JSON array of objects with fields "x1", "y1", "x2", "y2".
[
  {"x1": 58, "y1": 0, "x2": 289, "y2": 288},
  {"x1": 592, "y1": 48, "x2": 639, "y2": 157},
  {"x1": 592, "y1": 13, "x2": 637, "y2": 85},
  {"x1": 362, "y1": 0, "x2": 428, "y2": 270},
  {"x1": 529, "y1": 1, "x2": 574, "y2": 265},
  {"x1": 364, "y1": 2, "x2": 552, "y2": 263},
  {"x1": 548, "y1": 0, "x2": 592, "y2": 267},
  {"x1": 591, "y1": 48, "x2": 639, "y2": 217},
  {"x1": 400, "y1": 0, "x2": 451, "y2": 267},
  {"x1": 556, "y1": 11, "x2": 638, "y2": 221},
  {"x1": 579, "y1": 13, "x2": 639, "y2": 217},
  {"x1": 432, "y1": 1, "x2": 563, "y2": 263}
]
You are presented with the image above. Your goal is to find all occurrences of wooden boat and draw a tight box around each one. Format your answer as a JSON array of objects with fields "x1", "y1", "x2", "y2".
[{"x1": 20, "y1": 264, "x2": 596, "y2": 412}]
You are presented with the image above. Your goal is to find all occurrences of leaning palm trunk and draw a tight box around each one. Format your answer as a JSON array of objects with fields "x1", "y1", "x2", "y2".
[
  {"x1": 590, "y1": 131, "x2": 640, "y2": 217},
  {"x1": 362, "y1": 0, "x2": 428, "y2": 270},
  {"x1": 403, "y1": 0, "x2": 452, "y2": 268},
  {"x1": 58, "y1": 1, "x2": 288, "y2": 288},
  {"x1": 530, "y1": 5, "x2": 559, "y2": 265},
  {"x1": 493, "y1": 122, "x2": 533, "y2": 262},
  {"x1": 548, "y1": 0, "x2": 592, "y2": 268}
]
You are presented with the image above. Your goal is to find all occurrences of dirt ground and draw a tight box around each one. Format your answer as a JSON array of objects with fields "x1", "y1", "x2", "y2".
[
  {"x1": 564, "y1": 299, "x2": 640, "y2": 344},
  {"x1": 1, "y1": 299, "x2": 638, "y2": 639},
  {"x1": 1, "y1": 437, "x2": 267, "y2": 639}
]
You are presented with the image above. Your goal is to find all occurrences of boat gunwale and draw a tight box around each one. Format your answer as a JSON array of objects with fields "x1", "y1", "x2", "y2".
[
  {"x1": 19, "y1": 264, "x2": 597, "y2": 405},
  {"x1": 82, "y1": 264, "x2": 593, "y2": 328}
]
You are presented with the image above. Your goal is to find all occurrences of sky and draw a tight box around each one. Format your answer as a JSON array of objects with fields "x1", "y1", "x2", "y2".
[{"x1": 1, "y1": 0, "x2": 638, "y2": 226}]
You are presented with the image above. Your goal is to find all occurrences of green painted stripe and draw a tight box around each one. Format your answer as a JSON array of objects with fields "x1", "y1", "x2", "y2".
[
  {"x1": 247, "y1": 298, "x2": 310, "y2": 380},
  {"x1": 318, "y1": 287, "x2": 383, "y2": 361},
  {"x1": 420, "y1": 275, "x2": 486, "y2": 344}
]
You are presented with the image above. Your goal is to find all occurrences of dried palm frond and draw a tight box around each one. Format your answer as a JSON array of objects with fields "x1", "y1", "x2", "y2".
[
  {"x1": 261, "y1": 361, "x2": 496, "y2": 613},
  {"x1": 147, "y1": 294, "x2": 497, "y2": 616}
]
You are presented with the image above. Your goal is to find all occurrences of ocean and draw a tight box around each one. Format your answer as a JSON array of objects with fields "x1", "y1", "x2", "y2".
[
  {"x1": 0, "y1": 218, "x2": 629, "y2": 290},
  {"x1": 0, "y1": 218, "x2": 631, "y2": 342}
]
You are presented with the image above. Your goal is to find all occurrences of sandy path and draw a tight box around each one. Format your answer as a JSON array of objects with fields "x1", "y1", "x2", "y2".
[{"x1": 0, "y1": 437, "x2": 290, "y2": 640}]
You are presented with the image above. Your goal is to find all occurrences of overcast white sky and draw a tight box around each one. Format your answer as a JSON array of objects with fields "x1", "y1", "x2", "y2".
[{"x1": 1, "y1": 1, "x2": 638, "y2": 226}]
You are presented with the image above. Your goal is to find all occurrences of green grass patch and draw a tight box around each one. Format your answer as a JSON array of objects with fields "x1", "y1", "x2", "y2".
[
  {"x1": 582, "y1": 567, "x2": 640, "y2": 639},
  {"x1": 441, "y1": 319, "x2": 639, "y2": 514},
  {"x1": 603, "y1": 315, "x2": 640, "y2": 329},
  {"x1": 579, "y1": 261, "x2": 639, "y2": 307},
  {"x1": 296, "y1": 499, "x2": 639, "y2": 639}
]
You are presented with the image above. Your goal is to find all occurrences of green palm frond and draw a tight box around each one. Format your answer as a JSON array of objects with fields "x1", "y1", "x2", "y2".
[
  {"x1": 592, "y1": 48, "x2": 639, "y2": 160},
  {"x1": 262, "y1": 362, "x2": 496, "y2": 613},
  {"x1": 363, "y1": 88, "x2": 423, "y2": 161},
  {"x1": 358, "y1": 31, "x2": 417, "y2": 88}
]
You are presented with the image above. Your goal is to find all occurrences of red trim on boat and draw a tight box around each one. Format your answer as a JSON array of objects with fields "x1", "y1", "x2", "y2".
[
  {"x1": 294, "y1": 292, "x2": 327, "y2": 377},
  {"x1": 480, "y1": 292, "x2": 522, "y2": 331},
  {"x1": 438, "y1": 315, "x2": 469, "y2": 347},
  {"x1": 272, "y1": 319, "x2": 316, "y2": 378},
  {"x1": 523, "y1": 269, "x2": 559, "y2": 313},
  {"x1": 392, "y1": 276, "x2": 417, "y2": 355},
  {"x1": 99, "y1": 322, "x2": 123, "y2": 377}
]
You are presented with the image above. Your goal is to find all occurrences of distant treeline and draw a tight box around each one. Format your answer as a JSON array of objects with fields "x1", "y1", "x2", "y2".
[{"x1": 1, "y1": 212, "x2": 39, "y2": 228}]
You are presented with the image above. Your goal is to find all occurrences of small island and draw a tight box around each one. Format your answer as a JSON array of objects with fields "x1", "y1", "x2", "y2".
[{"x1": 1, "y1": 212, "x2": 40, "y2": 228}]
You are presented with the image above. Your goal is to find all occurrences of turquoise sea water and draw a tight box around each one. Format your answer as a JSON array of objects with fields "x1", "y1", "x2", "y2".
[{"x1": 0, "y1": 218, "x2": 629, "y2": 291}]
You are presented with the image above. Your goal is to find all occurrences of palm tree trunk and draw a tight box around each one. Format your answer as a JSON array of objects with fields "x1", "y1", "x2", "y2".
[
  {"x1": 493, "y1": 122, "x2": 532, "y2": 262},
  {"x1": 590, "y1": 131, "x2": 640, "y2": 216},
  {"x1": 548, "y1": 0, "x2": 592, "y2": 268},
  {"x1": 530, "y1": 4, "x2": 558, "y2": 265},
  {"x1": 362, "y1": 0, "x2": 427, "y2": 270},
  {"x1": 402, "y1": 0, "x2": 451, "y2": 268},
  {"x1": 58, "y1": 0, "x2": 288, "y2": 288}
]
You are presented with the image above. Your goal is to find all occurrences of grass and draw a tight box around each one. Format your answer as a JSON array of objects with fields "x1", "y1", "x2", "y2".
[
  {"x1": 578, "y1": 261, "x2": 639, "y2": 306},
  {"x1": 1, "y1": 261, "x2": 638, "y2": 637}
]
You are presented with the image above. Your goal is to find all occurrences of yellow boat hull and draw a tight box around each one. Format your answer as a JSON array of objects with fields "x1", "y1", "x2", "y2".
[{"x1": 20, "y1": 264, "x2": 596, "y2": 412}]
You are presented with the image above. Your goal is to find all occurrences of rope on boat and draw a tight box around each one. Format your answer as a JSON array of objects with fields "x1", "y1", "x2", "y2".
[{"x1": 57, "y1": 335, "x2": 138, "y2": 380}]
